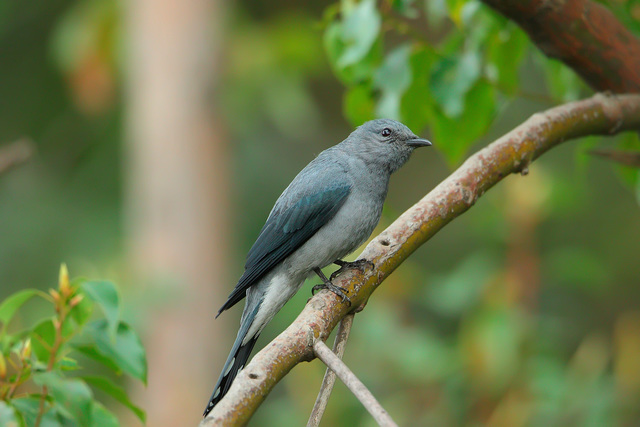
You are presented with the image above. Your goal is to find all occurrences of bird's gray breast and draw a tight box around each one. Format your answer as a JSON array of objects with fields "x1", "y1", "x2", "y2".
[{"x1": 283, "y1": 161, "x2": 389, "y2": 277}]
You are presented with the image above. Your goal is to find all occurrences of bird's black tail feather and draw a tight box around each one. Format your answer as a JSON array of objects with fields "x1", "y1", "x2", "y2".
[{"x1": 203, "y1": 304, "x2": 261, "y2": 417}]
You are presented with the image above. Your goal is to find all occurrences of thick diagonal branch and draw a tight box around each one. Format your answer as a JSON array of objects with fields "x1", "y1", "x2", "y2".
[
  {"x1": 201, "y1": 93, "x2": 640, "y2": 426},
  {"x1": 480, "y1": 0, "x2": 640, "y2": 92}
]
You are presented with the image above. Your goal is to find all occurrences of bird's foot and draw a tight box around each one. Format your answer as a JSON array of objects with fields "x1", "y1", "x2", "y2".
[
  {"x1": 330, "y1": 259, "x2": 374, "y2": 281},
  {"x1": 311, "y1": 282, "x2": 351, "y2": 305},
  {"x1": 312, "y1": 267, "x2": 351, "y2": 306}
]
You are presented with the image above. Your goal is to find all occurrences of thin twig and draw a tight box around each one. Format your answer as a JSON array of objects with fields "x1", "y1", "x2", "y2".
[
  {"x1": 307, "y1": 314, "x2": 355, "y2": 427},
  {"x1": 589, "y1": 148, "x2": 640, "y2": 168},
  {"x1": 0, "y1": 139, "x2": 36, "y2": 177},
  {"x1": 313, "y1": 339, "x2": 398, "y2": 427},
  {"x1": 35, "y1": 306, "x2": 68, "y2": 426},
  {"x1": 4, "y1": 359, "x2": 28, "y2": 400}
]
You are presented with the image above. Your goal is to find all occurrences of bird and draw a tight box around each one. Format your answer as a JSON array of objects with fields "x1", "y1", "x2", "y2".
[{"x1": 203, "y1": 119, "x2": 431, "y2": 417}]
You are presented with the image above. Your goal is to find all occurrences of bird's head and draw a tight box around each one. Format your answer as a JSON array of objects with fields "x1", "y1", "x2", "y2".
[{"x1": 347, "y1": 118, "x2": 431, "y2": 173}]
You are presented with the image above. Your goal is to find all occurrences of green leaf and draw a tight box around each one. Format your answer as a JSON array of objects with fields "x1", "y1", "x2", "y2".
[
  {"x1": 446, "y1": 0, "x2": 465, "y2": 26},
  {"x1": 324, "y1": 21, "x2": 382, "y2": 85},
  {"x1": 69, "y1": 279, "x2": 93, "y2": 328},
  {"x1": 447, "y1": 0, "x2": 480, "y2": 27},
  {"x1": 83, "y1": 376, "x2": 146, "y2": 422},
  {"x1": 50, "y1": 0, "x2": 118, "y2": 74},
  {"x1": 424, "y1": 0, "x2": 448, "y2": 30},
  {"x1": 0, "y1": 290, "x2": 38, "y2": 334},
  {"x1": 0, "y1": 401, "x2": 19, "y2": 427},
  {"x1": 400, "y1": 47, "x2": 436, "y2": 133},
  {"x1": 10, "y1": 396, "x2": 54, "y2": 427},
  {"x1": 60, "y1": 315, "x2": 79, "y2": 340},
  {"x1": 338, "y1": 0, "x2": 381, "y2": 68},
  {"x1": 465, "y1": 4, "x2": 501, "y2": 50},
  {"x1": 31, "y1": 320, "x2": 56, "y2": 363},
  {"x1": 374, "y1": 44, "x2": 413, "y2": 94},
  {"x1": 81, "y1": 281, "x2": 119, "y2": 339},
  {"x1": 373, "y1": 44, "x2": 413, "y2": 120},
  {"x1": 90, "y1": 402, "x2": 118, "y2": 427},
  {"x1": 343, "y1": 84, "x2": 375, "y2": 126},
  {"x1": 33, "y1": 372, "x2": 93, "y2": 426},
  {"x1": 73, "y1": 344, "x2": 121, "y2": 374},
  {"x1": 430, "y1": 80, "x2": 496, "y2": 165},
  {"x1": 538, "y1": 52, "x2": 585, "y2": 101},
  {"x1": 324, "y1": 21, "x2": 345, "y2": 70},
  {"x1": 87, "y1": 320, "x2": 147, "y2": 384},
  {"x1": 487, "y1": 25, "x2": 529, "y2": 94},
  {"x1": 430, "y1": 50, "x2": 481, "y2": 117},
  {"x1": 60, "y1": 357, "x2": 79, "y2": 371},
  {"x1": 392, "y1": 0, "x2": 418, "y2": 18}
]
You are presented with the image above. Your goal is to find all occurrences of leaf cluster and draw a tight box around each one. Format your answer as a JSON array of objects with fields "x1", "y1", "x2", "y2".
[
  {"x1": 324, "y1": 0, "x2": 640, "y2": 200},
  {"x1": 0, "y1": 265, "x2": 146, "y2": 427},
  {"x1": 323, "y1": 0, "x2": 583, "y2": 164}
]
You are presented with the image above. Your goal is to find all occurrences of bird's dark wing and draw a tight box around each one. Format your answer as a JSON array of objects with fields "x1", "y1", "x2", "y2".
[{"x1": 217, "y1": 184, "x2": 352, "y2": 315}]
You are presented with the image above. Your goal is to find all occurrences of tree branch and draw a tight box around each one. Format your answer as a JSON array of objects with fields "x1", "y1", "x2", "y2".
[
  {"x1": 307, "y1": 313, "x2": 355, "y2": 427},
  {"x1": 201, "y1": 93, "x2": 640, "y2": 426},
  {"x1": 480, "y1": 0, "x2": 640, "y2": 92},
  {"x1": 589, "y1": 148, "x2": 640, "y2": 168},
  {"x1": 312, "y1": 340, "x2": 398, "y2": 427},
  {"x1": 0, "y1": 139, "x2": 35, "y2": 177}
]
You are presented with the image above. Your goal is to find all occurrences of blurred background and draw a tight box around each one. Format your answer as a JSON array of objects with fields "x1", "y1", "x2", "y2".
[{"x1": 1, "y1": 0, "x2": 640, "y2": 425}]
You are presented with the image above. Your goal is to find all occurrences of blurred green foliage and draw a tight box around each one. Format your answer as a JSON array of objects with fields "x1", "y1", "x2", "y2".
[
  {"x1": 0, "y1": 265, "x2": 146, "y2": 426},
  {"x1": 323, "y1": 0, "x2": 597, "y2": 167},
  {"x1": 0, "y1": 0, "x2": 123, "y2": 301}
]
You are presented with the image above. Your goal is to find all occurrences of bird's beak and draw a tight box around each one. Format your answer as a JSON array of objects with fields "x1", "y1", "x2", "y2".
[{"x1": 406, "y1": 137, "x2": 432, "y2": 148}]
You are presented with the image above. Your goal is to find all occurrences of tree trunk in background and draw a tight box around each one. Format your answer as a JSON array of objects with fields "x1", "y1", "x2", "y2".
[{"x1": 124, "y1": 0, "x2": 230, "y2": 425}]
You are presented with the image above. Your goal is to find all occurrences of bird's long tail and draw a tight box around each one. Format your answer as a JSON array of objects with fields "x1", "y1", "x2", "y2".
[{"x1": 203, "y1": 303, "x2": 261, "y2": 417}]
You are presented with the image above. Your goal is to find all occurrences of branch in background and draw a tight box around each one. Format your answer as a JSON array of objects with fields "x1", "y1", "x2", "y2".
[
  {"x1": 590, "y1": 149, "x2": 640, "y2": 168},
  {"x1": 201, "y1": 93, "x2": 640, "y2": 426},
  {"x1": 312, "y1": 340, "x2": 398, "y2": 427},
  {"x1": 0, "y1": 139, "x2": 35, "y2": 177},
  {"x1": 480, "y1": 0, "x2": 640, "y2": 92},
  {"x1": 307, "y1": 313, "x2": 355, "y2": 427}
]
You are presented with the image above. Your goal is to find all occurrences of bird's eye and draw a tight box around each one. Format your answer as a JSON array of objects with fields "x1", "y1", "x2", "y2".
[{"x1": 381, "y1": 128, "x2": 392, "y2": 137}]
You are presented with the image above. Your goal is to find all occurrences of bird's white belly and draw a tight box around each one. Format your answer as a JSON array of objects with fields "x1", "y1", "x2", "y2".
[{"x1": 244, "y1": 272, "x2": 298, "y2": 341}]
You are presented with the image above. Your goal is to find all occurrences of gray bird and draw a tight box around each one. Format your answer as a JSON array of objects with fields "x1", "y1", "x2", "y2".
[{"x1": 203, "y1": 119, "x2": 431, "y2": 416}]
